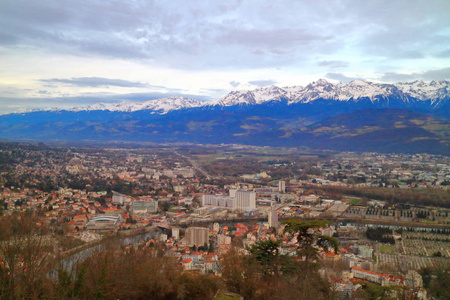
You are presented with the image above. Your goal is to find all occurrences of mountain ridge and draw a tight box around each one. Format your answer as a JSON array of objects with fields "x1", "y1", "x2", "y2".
[
  {"x1": 5, "y1": 79, "x2": 450, "y2": 115},
  {"x1": 0, "y1": 79, "x2": 449, "y2": 155}
]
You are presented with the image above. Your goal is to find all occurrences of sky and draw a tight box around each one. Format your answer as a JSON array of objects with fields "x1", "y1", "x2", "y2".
[{"x1": 0, "y1": 0, "x2": 449, "y2": 114}]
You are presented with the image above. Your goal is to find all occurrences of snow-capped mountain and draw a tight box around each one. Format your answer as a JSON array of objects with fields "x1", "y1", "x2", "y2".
[
  {"x1": 396, "y1": 80, "x2": 450, "y2": 105},
  {"x1": 4, "y1": 79, "x2": 450, "y2": 115},
  {"x1": 69, "y1": 96, "x2": 203, "y2": 114},
  {"x1": 1, "y1": 79, "x2": 448, "y2": 155},
  {"x1": 207, "y1": 85, "x2": 287, "y2": 106},
  {"x1": 208, "y1": 79, "x2": 450, "y2": 107}
]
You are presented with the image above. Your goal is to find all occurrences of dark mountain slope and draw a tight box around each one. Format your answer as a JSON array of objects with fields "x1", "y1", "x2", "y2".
[{"x1": 0, "y1": 107, "x2": 448, "y2": 155}]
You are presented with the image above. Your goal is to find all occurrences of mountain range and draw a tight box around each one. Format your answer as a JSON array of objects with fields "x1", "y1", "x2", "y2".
[{"x1": 1, "y1": 79, "x2": 449, "y2": 155}]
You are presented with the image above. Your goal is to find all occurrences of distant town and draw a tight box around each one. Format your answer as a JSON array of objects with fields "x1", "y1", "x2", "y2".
[{"x1": 0, "y1": 142, "x2": 449, "y2": 299}]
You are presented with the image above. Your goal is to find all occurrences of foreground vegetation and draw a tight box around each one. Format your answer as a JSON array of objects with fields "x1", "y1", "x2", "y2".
[{"x1": 0, "y1": 213, "x2": 334, "y2": 300}]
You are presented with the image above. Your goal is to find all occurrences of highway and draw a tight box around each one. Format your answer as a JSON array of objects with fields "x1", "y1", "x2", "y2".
[{"x1": 170, "y1": 148, "x2": 215, "y2": 179}]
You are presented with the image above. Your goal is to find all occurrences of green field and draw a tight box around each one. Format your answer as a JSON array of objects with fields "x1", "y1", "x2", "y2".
[
  {"x1": 348, "y1": 198, "x2": 362, "y2": 205},
  {"x1": 379, "y1": 245, "x2": 395, "y2": 253}
]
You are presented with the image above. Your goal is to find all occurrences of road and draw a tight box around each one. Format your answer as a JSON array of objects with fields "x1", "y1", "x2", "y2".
[{"x1": 170, "y1": 148, "x2": 215, "y2": 179}]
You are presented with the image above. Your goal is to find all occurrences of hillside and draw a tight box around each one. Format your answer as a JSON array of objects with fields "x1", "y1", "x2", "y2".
[{"x1": 0, "y1": 79, "x2": 449, "y2": 154}]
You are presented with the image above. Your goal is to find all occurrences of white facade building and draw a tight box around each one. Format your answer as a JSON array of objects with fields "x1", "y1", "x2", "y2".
[
  {"x1": 234, "y1": 190, "x2": 256, "y2": 209},
  {"x1": 131, "y1": 200, "x2": 158, "y2": 213},
  {"x1": 278, "y1": 181, "x2": 286, "y2": 193},
  {"x1": 202, "y1": 194, "x2": 234, "y2": 208},
  {"x1": 268, "y1": 207, "x2": 278, "y2": 227},
  {"x1": 185, "y1": 227, "x2": 209, "y2": 247},
  {"x1": 172, "y1": 227, "x2": 180, "y2": 240}
]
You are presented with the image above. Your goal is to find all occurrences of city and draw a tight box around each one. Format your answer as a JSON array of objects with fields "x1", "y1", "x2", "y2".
[
  {"x1": 1, "y1": 0, "x2": 449, "y2": 299},
  {"x1": 0, "y1": 142, "x2": 448, "y2": 299}
]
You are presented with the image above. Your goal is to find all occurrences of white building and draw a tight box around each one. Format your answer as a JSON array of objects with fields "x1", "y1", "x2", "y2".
[
  {"x1": 234, "y1": 190, "x2": 256, "y2": 209},
  {"x1": 217, "y1": 234, "x2": 232, "y2": 245},
  {"x1": 112, "y1": 192, "x2": 131, "y2": 205},
  {"x1": 268, "y1": 207, "x2": 278, "y2": 227},
  {"x1": 202, "y1": 194, "x2": 234, "y2": 208},
  {"x1": 185, "y1": 227, "x2": 209, "y2": 247},
  {"x1": 172, "y1": 227, "x2": 180, "y2": 240},
  {"x1": 131, "y1": 200, "x2": 158, "y2": 214},
  {"x1": 278, "y1": 181, "x2": 286, "y2": 193}
]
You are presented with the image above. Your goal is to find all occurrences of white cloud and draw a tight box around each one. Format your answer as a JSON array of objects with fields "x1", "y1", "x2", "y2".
[
  {"x1": 248, "y1": 80, "x2": 277, "y2": 87},
  {"x1": 0, "y1": 0, "x2": 449, "y2": 112}
]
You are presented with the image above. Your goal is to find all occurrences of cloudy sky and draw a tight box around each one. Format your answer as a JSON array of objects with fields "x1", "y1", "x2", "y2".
[{"x1": 1, "y1": 0, "x2": 449, "y2": 113}]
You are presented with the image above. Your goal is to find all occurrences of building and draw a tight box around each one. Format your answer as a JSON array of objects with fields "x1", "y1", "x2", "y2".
[
  {"x1": 164, "y1": 168, "x2": 195, "y2": 178},
  {"x1": 202, "y1": 194, "x2": 234, "y2": 208},
  {"x1": 244, "y1": 208, "x2": 259, "y2": 217},
  {"x1": 85, "y1": 214, "x2": 123, "y2": 231},
  {"x1": 217, "y1": 234, "x2": 231, "y2": 245},
  {"x1": 278, "y1": 181, "x2": 286, "y2": 193},
  {"x1": 300, "y1": 194, "x2": 319, "y2": 203},
  {"x1": 268, "y1": 207, "x2": 278, "y2": 227},
  {"x1": 234, "y1": 190, "x2": 256, "y2": 209},
  {"x1": 185, "y1": 227, "x2": 209, "y2": 247},
  {"x1": 131, "y1": 200, "x2": 158, "y2": 214},
  {"x1": 405, "y1": 270, "x2": 423, "y2": 288},
  {"x1": 172, "y1": 227, "x2": 180, "y2": 240},
  {"x1": 351, "y1": 266, "x2": 404, "y2": 286},
  {"x1": 229, "y1": 189, "x2": 237, "y2": 198},
  {"x1": 112, "y1": 192, "x2": 132, "y2": 205}
]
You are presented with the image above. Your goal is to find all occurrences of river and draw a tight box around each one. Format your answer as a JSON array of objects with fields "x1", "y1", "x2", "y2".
[{"x1": 59, "y1": 228, "x2": 162, "y2": 272}]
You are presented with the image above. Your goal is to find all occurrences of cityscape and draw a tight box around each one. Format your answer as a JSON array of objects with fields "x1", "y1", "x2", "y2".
[
  {"x1": 0, "y1": 142, "x2": 448, "y2": 299},
  {"x1": 1, "y1": 0, "x2": 449, "y2": 299}
]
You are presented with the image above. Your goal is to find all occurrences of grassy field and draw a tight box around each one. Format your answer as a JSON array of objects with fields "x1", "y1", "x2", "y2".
[
  {"x1": 379, "y1": 245, "x2": 395, "y2": 253},
  {"x1": 348, "y1": 198, "x2": 362, "y2": 205}
]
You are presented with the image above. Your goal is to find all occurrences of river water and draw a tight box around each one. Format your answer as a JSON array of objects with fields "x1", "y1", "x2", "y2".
[{"x1": 59, "y1": 229, "x2": 161, "y2": 272}]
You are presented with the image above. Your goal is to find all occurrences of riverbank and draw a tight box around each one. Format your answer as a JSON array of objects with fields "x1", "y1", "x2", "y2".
[{"x1": 59, "y1": 226, "x2": 158, "y2": 259}]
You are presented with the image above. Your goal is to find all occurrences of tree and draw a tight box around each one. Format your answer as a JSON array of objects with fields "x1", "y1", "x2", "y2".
[
  {"x1": 221, "y1": 243, "x2": 331, "y2": 300},
  {"x1": 208, "y1": 242, "x2": 215, "y2": 253},
  {"x1": 354, "y1": 281, "x2": 403, "y2": 300},
  {"x1": 247, "y1": 239, "x2": 281, "y2": 277},
  {"x1": 420, "y1": 266, "x2": 450, "y2": 300},
  {"x1": 432, "y1": 251, "x2": 442, "y2": 257},
  {"x1": 283, "y1": 219, "x2": 338, "y2": 261},
  {"x1": 0, "y1": 213, "x2": 55, "y2": 299},
  {"x1": 317, "y1": 235, "x2": 339, "y2": 253}
]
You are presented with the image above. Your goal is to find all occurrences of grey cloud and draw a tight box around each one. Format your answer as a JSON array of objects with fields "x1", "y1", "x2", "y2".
[
  {"x1": 0, "y1": 0, "x2": 338, "y2": 70},
  {"x1": 37, "y1": 90, "x2": 51, "y2": 95},
  {"x1": 39, "y1": 77, "x2": 150, "y2": 88},
  {"x1": 380, "y1": 67, "x2": 450, "y2": 82},
  {"x1": 229, "y1": 81, "x2": 240, "y2": 87},
  {"x1": 0, "y1": 91, "x2": 210, "y2": 115},
  {"x1": 435, "y1": 49, "x2": 450, "y2": 58},
  {"x1": 0, "y1": 31, "x2": 18, "y2": 45},
  {"x1": 0, "y1": 0, "x2": 448, "y2": 75},
  {"x1": 325, "y1": 73, "x2": 364, "y2": 83},
  {"x1": 217, "y1": 28, "x2": 330, "y2": 48},
  {"x1": 350, "y1": 1, "x2": 450, "y2": 60},
  {"x1": 248, "y1": 80, "x2": 277, "y2": 87},
  {"x1": 420, "y1": 68, "x2": 450, "y2": 80},
  {"x1": 102, "y1": 92, "x2": 210, "y2": 102},
  {"x1": 317, "y1": 60, "x2": 349, "y2": 69}
]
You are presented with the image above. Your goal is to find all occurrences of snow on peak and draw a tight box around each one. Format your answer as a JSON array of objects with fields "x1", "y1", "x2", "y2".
[
  {"x1": 5, "y1": 79, "x2": 449, "y2": 115},
  {"x1": 395, "y1": 80, "x2": 450, "y2": 104},
  {"x1": 206, "y1": 79, "x2": 449, "y2": 107},
  {"x1": 70, "y1": 96, "x2": 203, "y2": 113},
  {"x1": 207, "y1": 90, "x2": 257, "y2": 106},
  {"x1": 207, "y1": 85, "x2": 288, "y2": 107}
]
